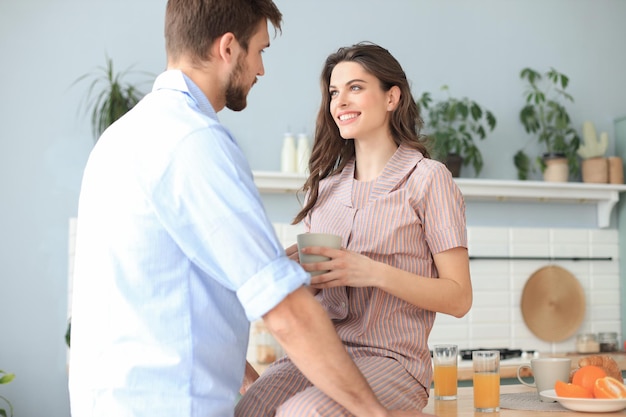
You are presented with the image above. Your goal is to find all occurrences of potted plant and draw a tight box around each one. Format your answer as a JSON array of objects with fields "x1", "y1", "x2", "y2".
[
  {"x1": 514, "y1": 67, "x2": 581, "y2": 181},
  {"x1": 72, "y1": 55, "x2": 152, "y2": 141},
  {"x1": 417, "y1": 85, "x2": 497, "y2": 177},
  {"x1": 0, "y1": 369, "x2": 15, "y2": 417}
]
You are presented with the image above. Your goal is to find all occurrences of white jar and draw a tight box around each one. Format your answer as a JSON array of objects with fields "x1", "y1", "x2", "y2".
[
  {"x1": 296, "y1": 133, "x2": 311, "y2": 174},
  {"x1": 280, "y1": 132, "x2": 296, "y2": 173},
  {"x1": 576, "y1": 333, "x2": 600, "y2": 353}
]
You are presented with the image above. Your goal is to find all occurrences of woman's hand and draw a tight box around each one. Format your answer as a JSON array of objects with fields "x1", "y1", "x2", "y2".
[
  {"x1": 301, "y1": 245, "x2": 472, "y2": 317},
  {"x1": 285, "y1": 243, "x2": 300, "y2": 263},
  {"x1": 300, "y1": 246, "x2": 379, "y2": 289}
]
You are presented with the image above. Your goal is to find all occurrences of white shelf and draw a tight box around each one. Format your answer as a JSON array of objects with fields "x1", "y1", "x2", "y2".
[
  {"x1": 253, "y1": 171, "x2": 308, "y2": 193},
  {"x1": 456, "y1": 178, "x2": 626, "y2": 228},
  {"x1": 252, "y1": 171, "x2": 626, "y2": 228}
]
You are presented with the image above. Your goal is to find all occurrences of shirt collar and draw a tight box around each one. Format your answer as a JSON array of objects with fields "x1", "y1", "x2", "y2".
[
  {"x1": 334, "y1": 143, "x2": 425, "y2": 207},
  {"x1": 152, "y1": 70, "x2": 218, "y2": 122}
]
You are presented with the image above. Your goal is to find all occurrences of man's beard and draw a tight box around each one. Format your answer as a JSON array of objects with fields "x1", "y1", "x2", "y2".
[{"x1": 225, "y1": 57, "x2": 249, "y2": 112}]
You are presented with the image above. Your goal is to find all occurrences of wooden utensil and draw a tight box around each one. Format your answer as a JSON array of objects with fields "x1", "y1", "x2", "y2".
[{"x1": 521, "y1": 265, "x2": 585, "y2": 342}]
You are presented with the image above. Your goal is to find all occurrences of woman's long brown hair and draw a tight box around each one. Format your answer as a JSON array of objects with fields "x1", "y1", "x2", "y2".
[{"x1": 292, "y1": 42, "x2": 429, "y2": 225}]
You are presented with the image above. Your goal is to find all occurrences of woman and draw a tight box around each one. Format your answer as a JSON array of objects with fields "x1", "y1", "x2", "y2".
[{"x1": 236, "y1": 42, "x2": 472, "y2": 416}]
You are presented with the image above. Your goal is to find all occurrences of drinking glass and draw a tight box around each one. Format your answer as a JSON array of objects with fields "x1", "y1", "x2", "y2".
[
  {"x1": 472, "y1": 350, "x2": 500, "y2": 412},
  {"x1": 433, "y1": 344, "x2": 458, "y2": 400}
]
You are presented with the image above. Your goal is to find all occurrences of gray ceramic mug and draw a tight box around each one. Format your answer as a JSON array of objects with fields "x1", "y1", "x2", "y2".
[
  {"x1": 296, "y1": 233, "x2": 342, "y2": 276},
  {"x1": 517, "y1": 358, "x2": 572, "y2": 402}
]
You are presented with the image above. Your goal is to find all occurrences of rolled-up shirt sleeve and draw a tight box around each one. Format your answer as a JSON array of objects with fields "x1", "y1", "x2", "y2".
[{"x1": 152, "y1": 125, "x2": 310, "y2": 321}]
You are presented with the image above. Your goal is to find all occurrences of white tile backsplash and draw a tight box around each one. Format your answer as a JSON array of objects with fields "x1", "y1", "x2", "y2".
[
  {"x1": 449, "y1": 226, "x2": 621, "y2": 352},
  {"x1": 510, "y1": 227, "x2": 551, "y2": 243},
  {"x1": 591, "y1": 229, "x2": 619, "y2": 244}
]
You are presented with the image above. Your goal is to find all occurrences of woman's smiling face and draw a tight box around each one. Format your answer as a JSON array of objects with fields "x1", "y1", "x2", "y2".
[{"x1": 329, "y1": 61, "x2": 397, "y2": 142}]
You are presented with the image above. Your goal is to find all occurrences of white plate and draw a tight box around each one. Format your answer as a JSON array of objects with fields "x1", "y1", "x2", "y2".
[{"x1": 540, "y1": 389, "x2": 626, "y2": 413}]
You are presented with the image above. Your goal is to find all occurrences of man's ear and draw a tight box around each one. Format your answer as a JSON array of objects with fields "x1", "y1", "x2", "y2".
[{"x1": 217, "y1": 32, "x2": 238, "y2": 65}]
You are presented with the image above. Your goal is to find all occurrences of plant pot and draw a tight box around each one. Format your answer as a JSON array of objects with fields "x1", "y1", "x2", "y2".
[
  {"x1": 542, "y1": 153, "x2": 568, "y2": 182},
  {"x1": 444, "y1": 153, "x2": 463, "y2": 178},
  {"x1": 581, "y1": 157, "x2": 608, "y2": 184},
  {"x1": 608, "y1": 156, "x2": 624, "y2": 184}
]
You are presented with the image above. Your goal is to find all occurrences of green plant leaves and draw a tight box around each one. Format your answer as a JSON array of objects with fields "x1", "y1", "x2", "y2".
[
  {"x1": 520, "y1": 105, "x2": 540, "y2": 133},
  {"x1": 72, "y1": 55, "x2": 153, "y2": 141},
  {"x1": 0, "y1": 371, "x2": 14, "y2": 385},
  {"x1": 485, "y1": 111, "x2": 496, "y2": 130},
  {"x1": 520, "y1": 67, "x2": 541, "y2": 84},
  {"x1": 547, "y1": 67, "x2": 569, "y2": 89},
  {"x1": 515, "y1": 67, "x2": 580, "y2": 179},
  {"x1": 513, "y1": 150, "x2": 531, "y2": 180},
  {"x1": 470, "y1": 102, "x2": 482, "y2": 120},
  {"x1": 65, "y1": 319, "x2": 71, "y2": 348},
  {"x1": 0, "y1": 371, "x2": 14, "y2": 417},
  {"x1": 417, "y1": 87, "x2": 497, "y2": 176}
]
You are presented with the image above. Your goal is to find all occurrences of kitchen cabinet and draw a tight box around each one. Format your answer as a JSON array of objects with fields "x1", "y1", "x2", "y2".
[{"x1": 252, "y1": 171, "x2": 626, "y2": 228}]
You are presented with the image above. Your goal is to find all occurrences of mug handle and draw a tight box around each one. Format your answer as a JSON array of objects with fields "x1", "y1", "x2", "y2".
[{"x1": 517, "y1": 364, "x2": 536, "y2": 387}]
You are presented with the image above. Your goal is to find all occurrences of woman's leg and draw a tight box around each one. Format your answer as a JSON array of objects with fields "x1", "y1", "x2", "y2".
[
  {"x1": 235, "y1": 357, "x2": 312, "y2": 417},
  {"x1": 276, "y1": 356, "x2": 428, "y2": 417}
]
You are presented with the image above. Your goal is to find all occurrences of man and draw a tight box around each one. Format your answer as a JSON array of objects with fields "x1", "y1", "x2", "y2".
[{"x1": 68, "y1": 1, "x2": 432, "y2": 416}]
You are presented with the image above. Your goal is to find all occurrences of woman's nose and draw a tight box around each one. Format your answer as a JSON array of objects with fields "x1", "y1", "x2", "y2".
[{"x1": 336, "y1": 91, "x2": 348, "y2": 106}]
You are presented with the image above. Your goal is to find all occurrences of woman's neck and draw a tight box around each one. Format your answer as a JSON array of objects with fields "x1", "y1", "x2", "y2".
[{"x1": 353, "y1": 138, "x2": 398, "y2": 182}]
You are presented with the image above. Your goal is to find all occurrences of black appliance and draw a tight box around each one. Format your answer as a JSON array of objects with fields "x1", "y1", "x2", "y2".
[{"x1": 459, "y1": 348, "x2": 528, "y2": 361}]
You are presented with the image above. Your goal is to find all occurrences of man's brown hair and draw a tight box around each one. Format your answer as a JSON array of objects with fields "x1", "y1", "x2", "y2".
[{"x1": 165, "y1": 0, "x2": 282, "y2": 64}]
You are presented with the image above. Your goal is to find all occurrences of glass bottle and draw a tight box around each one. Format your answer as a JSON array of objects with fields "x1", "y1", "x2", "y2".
[
  {"x1": 280, "y1": 132, "x2": 296, "y2": 173},
  {"x1": 598, "y1": 332, "x2": 618, "y2": 352},
  {"x1": 576, "y1": 333, "x2": 600, "y2": 353},
  {"x1": 296, "y1": 133, "x2": 311, "y2": 174}
]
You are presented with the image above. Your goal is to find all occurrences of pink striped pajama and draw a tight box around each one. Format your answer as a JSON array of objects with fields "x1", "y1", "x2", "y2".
[{"x1": 236, "y1": 144, "x2": 467, "y2": 416}]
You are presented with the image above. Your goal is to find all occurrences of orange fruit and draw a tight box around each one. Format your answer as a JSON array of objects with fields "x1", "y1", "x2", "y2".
[
  {"x1": 572, "y1": 365, "x2": 607, "y2": 394},
  {"x1": 555, "y1": 380, "x2": 594, "y2": 398},
  {"x1": 594, "y1": 376, "x2": 626, "y2": 399}
]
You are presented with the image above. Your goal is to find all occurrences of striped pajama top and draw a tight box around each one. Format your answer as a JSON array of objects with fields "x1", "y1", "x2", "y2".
[{"x1": 304, "y1": 143, "x2": 467, "y2": 390}]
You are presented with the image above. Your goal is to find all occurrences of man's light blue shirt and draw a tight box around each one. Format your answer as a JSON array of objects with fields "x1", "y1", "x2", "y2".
[{"x1": 69, "y1": 70, "x2": 309, "y2": 417}]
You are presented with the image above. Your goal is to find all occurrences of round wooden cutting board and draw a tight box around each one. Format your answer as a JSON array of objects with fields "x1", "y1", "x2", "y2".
[{"x1": 520, "y1": 265, "x2": 585, "y2": 342}]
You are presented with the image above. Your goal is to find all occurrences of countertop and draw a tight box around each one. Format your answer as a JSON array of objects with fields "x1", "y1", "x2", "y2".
[{"x1": 422, "y1": 384, "x2": 626, "y2": 416}]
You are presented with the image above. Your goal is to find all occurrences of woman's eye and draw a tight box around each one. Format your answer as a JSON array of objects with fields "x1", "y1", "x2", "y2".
[
  {"x1": 350, "y1": 85, "x2": 362, "y2": 91},
  {"x1": 329, "y1": 90, "x2": 338, "y2": 98}
]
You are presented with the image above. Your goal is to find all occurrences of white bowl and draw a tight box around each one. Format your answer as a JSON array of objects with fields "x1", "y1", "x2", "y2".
[{"x1": 540, "y1": 389, "x2": 626, "y2": 413}]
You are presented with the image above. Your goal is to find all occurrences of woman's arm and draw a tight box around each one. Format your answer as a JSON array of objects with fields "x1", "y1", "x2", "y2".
[
  {"x1": 301, "y1": 246, "x2": 472, "y2": 318},
  {"x1": 378, "y1": 247, "x2": 472, "y2": 317}
]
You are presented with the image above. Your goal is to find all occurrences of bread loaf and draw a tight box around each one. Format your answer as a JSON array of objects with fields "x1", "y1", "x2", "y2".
[{"x1": 570, "y1": 355, "x2": 622, "y2": 381}]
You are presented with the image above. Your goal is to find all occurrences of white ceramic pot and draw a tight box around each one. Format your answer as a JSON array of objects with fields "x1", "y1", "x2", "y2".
[{"x1": 542, "y1": 154, "x2": 568, "y2": 182}]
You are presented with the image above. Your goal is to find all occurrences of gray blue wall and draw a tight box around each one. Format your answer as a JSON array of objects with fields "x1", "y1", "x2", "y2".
[{"x1": 1, "y1": 0, "x2": 625, "y2": 415}]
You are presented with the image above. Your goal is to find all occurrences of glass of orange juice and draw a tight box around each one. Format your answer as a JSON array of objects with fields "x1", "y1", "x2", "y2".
[
  {"x1": 433, "y1": 344, "x2": 458, "y2": 400},
  {"x1": 472, "y1": 350, "x2": 500, "y2": 412}
]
